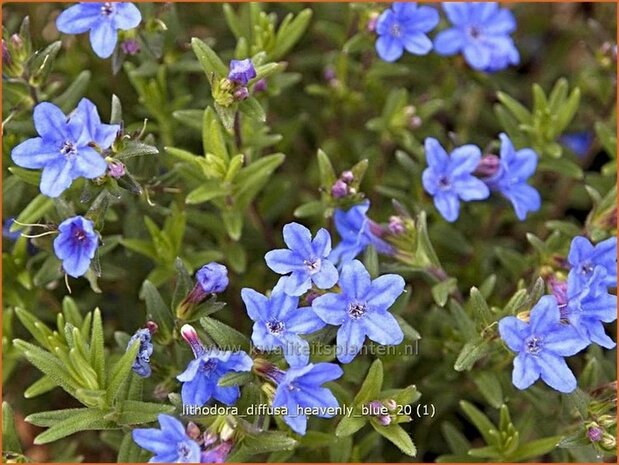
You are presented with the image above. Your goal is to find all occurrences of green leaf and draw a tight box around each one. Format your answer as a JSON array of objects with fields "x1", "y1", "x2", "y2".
[
  {"x1": 336, "y1": 413, "x2": 366, "y2": 437},
  {"x1": 234, "y1": 153, "x2": 285, "y2": 209},
  {"x1": 25, "y1": 408, "x2": 90, "y2": 427},
  {"x1": 24, "y1": 375, "x2": 56, "y2": 398},
  {"x1": 431, "y1": 278, "x2": 457, "y2": 307},
  {"x1": 497, "y1": 91, "x2": 531, "y2": 124},
  {"x1": 233, "y1": 431, "x2": 297, "y2": 458},
  {"x1": 110, "y1": 94, "x2": 123, "y2": 124},
  {"x1": 118, "y1": 431, "x2": 148, "y2": 463},
  {"x1": 106, "y1": 341, "x2": 139, "y2": 405},
  {"x1": 200, "y1": 316, "x2": 250, "y2": 351},
  {"x1": 271, "y1": 9, "x2": 313, "y2": 60},
  {"x1": 373, "y1": 423, "x2": 416, "y2": 457},
  {"x1": 217, "y1": 371, "x2": 252, "y2": 387},
  {"x1": 329, "y1": 435, "x2": 353, "y2": 462},
  {"x1": 317, "y1": 148, "x2": 337, "y2": 190},
  {"x1": 90, "y1": 308, "x2": 106, "y2": 388},
  {"x1": 191, "y1": 37, "x2": 228, "y2": 78},
  {"x1": 472, "y1": 372, "x2": 503, "y2": 409},
  {"x1": 441, "y1": 422, "x2": 471, "y2": 454},
  {"x1": 222, "y1": 210, "x2": 244, "y2": 241},
  {"x1": 33, "y1": 409, "x2": 115, "y2": 445},
  {"x1": 11, "y1": 194, "x2": 55, "y2": 232},
  {"x1": 29, "y1": 41, "x2": 62, "y2": 85},
  {"x1": 555, "y1": 87, "x2": 580, "y2": 135},
  {"x1": 117, "y1": 401, "x2": 175, "y2": 426},
  {"x1": 2, "y1": 402, "x2": 23, "y2": 454},
  {"x1": 469, "y1": 287, "x2": 492, "y2": 324},
  {"x1": 186, "y1": 182, "x2": 230, "y2": 204},
  {"x1": 115, "y1": 141, "x2": 159, "y2": 160},
  {"x1": 203, "y1": 106, "x2": 229, "y2": 163},
  {"x1": 508, "y1": 436, "x2": 562, "y2": 461},
  {"x1": 294, "y1": 200, "x2": 324, "y2": 218},
  {"x1": 460, "y1": 400, "x2": 496, "y2": 446},
  {"x1": 354, "y1": 359, "x2": 383, "y2": 404},
  {"x1": 538, "y1": 157, "x2": 583, "y2": 179},
  {"x1": 8, "y1": 166, "x2": 42, "y2": 186},
  {"x1": 52, "y1": 70, "x2": 91, "y2": 113},
  {"x1": 140, "y1": 280, "x2": 173, "y2": 340},
  {"x1": 454, "y1": 339, "x2": 492, "y2": 372},
  {"x1": 173, "y1": 109, "x2": 204, "y2": 131},
  {"x1": 239, "y1": 97, "x2": 266, "y2": 122}
]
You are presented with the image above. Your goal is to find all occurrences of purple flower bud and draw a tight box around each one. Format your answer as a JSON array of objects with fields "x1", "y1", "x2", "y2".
[
  {"x1": 10, "y1": 34, "x2": 23, "y2": 50},
  {"x1": 384, "y1": 399, "x2": 397, "y2": 411},
  {"x1": 121, "y1": 38, "x2": 140, "y2": 55},
  {"x1": 228, "y1": 58, "x2": 256, "y2": 86},
  {"x1": 475, "y1": 154, "x2": 501, "y2": 178},
  {"x1": 203, "y1": 431, "x2": 219, "y2": 448},
  {"x1": 323, "y1": 66, "x2": 336, "y2": 82},
  {"x1": 253, "y1": 79, "x2": 267, "y2": 93},
  {"x1": 233, "y1": 86, "x2": 249, "y2": 101},
  {"x1": 186, "y1": 422, "x2": 201, "y2": 440},
  {"x1": 331, "y1": 179, "x2": 349, "y2": 199},
  {"x1": 367, "y1": 400, "x2": 383, "y2": 416},
  {"x1": 408, "y1": 115, "x2": 422, "y2": 129},
  {"x1": 197, "y1": 262, "x2": 229, "y2": 294},
  {"x1": 548, "y1": 276, "x2": 568, "y2": 308},
  {"x1": 377, "y1": 415, "x2": 392, "y2": 426},
  {"x1": 587, "y1": 426, "x2": 603, "y2": 442},
  {"x1": 145, "y1": 320, "x2": 158, "y2": 334},
  {"x1": 201, "y1": 441, "x2": 233, "y2": 463},
  {"x1": 108, "y1": 160, "x2": 126, "y2": 179},
  {"x1": 2, "y1": 40, "x2": 11, "y2": 66},
  {"x1": 340, "y1": 170, "x2": 354, "y2": 183},
  {"x1": 367, "y1": 12, "x2": 379, "y2": 33},
  {"x1": 388, "y1": 216, "x2": 406, "y2": 235},
  {"x1": 180, "y1": 324, "x2": 206, "y2": 358}
]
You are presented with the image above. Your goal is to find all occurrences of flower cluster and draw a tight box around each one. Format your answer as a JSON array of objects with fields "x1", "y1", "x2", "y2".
[
  {"x1": 375, "y1": 2, "x2": 520, "y2": 73},
  {"x1": 499, "y1": 235, "x2": 617, "y2": 393},
  {"x1": 422, "y1": 133, "x2": 540, "y2": 222}
]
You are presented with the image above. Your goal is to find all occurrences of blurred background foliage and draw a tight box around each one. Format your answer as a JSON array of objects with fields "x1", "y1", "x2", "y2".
[{"x1": 2, "y1": 2, "x2": 617, "y2": 463}]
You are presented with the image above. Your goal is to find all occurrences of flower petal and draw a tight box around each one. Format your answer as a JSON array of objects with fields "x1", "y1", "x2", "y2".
[
  {"x1": 311, "y1": 293, "x2": 349, "y2": 325},
  {"x1": 40, "y1": 159, "x2": 73, "y2": 198},
  {"x1": 336, "y1": 321, "x2": 366, "y2": 363},
  {"x1": 265, "y1": 249, "x2": 303, "y2": 274},
  {"x1": 433, "y1": 192, "x2": 460, "y2": 222},
  {"x1": 241, "y1": 288, "x2": 270, "y2": 321},
  {"x1": 213, "y1": 385, "x2": 241, "y2": 406},
  {"x1": 543, "y1": 324, "x2": 588, "y2": 356},
  {"x1": 442, "y1": 2, "x2": 471, "y2": 25},
  {"x1": 283, "y1": 222, "x2": 313, "y2": 257},
  {"x1": 366, "y1": 274, "x2": 405, "y2": 311},
  {"x1": 434, "y1": 28, "x2": 465, "y2": 55},
  {"x1": 454, "y1": 176, "x2": 490, "y2": 201},
  {"x1": 282, "y1": 271, "x2": 313, "y2": 297},
  {"x1": 11, "y1": 138, "x2": 60, "y2": 169},
  {"x1": 424, "y1": 137, "x2": 450, "y2": 169},
  {"x1": 498, "y1": 316, "x2": 527, "y2": 352},
  {"x1": 375, "y1": 35, "x2": 404, "y2": 62},
  {"x1": 312, "y1": 228, "x2": 332, "y2": 257},
  {"x1": 71, "y1": 146, "x2": 108, "y2": 179},
  {"x1": 463, "y1": 42, "x2": 492, "y2": 70},
  {"x1": 450, "y1": 144, "x2": 482, "y2": 176},
  {"x1": 401, "y1": 31, "x2": 433, "y2": 55},
  {"x1": 363, "y1": 310, "x2": 404, "y2": 346},
  {"x1": 89, "y1": 21, "x2": 118, "y2": 58},
  {"x1": 537, "y1": 352, "x2": 578, "y2": 393},
  {"x1": 297, "y1": 363, "x2": 343, "y2": 386},
  {"x1": 512, "y1": 353, "x2": 540, "y2": 390},
  {"x1": 339, "y1": 260, "x2": 372, "y2": 299},
  {"x1": 529, "y1": 295, "x2": 561, "y2": 334},
  {"x1": 56, "y1": 3, "x2": 102, "y2": 34},
  {"x1": 33, "y1": 102, "x2": 69, "y2": 140},
  {"x1": 286, "y1": 308, "x2": 327, "y2": 335},
  {"x1": 112, "y1": 3, "x2": 142, "y2": 30},
  {"x1": 311, "y1": 260, "x2": 338, "y2": 290}
]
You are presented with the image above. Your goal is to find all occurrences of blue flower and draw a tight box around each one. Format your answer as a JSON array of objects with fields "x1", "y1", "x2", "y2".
[
  {"x1": 53, "y1": 216, "x2": 99, "y2": 278},
  {"x1": 434, "y1": 2, "x2": 519, "y2": 72},
  {"x1": 483, "y1": 133, "x2": 541, "y2": 221},
  {"x1": 132, "y1": 414, "x2": 201, "y2": 463},
  {"x1": 422, "y1": 138, "x2": 490, "y2": 222},
  {"x1": 498, "y1": 295, "x2": 589, "y2": 393},
  {"x1": 242, "y1": 280, "x2": 326, "y2": 366},
  {"x1": 311, "y1": 260, "x2": 405, "y2": 363},
  {"x1": 56, "y1": 2, "x2": 142, "y2": 59},
  {"x1": 330, "y1": 200, "x2": 394, "y2": 264},
  {"x1": 564, "y1": 267, "x2": 616, "y2": 349},
  {"x1": 265, "y1": 223, "x2": 339, "y2": 296},
  {"x1": 560, "y1": 131, "x2": 594, "y2": 158},
  {"x1": 177, "y1": 325, "x2": 253, "y2": 407},
  {"x1": 127, "y1": 328, "x2": 153, "y2": 378},
  {"x1": 11, "y1": 99, "x2": 119, "y2": 198},
  {"x1": 375, "y1": 2, "x2": 439, "y2": 62},
  {"x1": 567, "y1": 236, "x2": 617, "y2": 289},
  {"x1": 228, "y1": 59, "x2": 256, "y2": 85},
  {"x1": 272, "y1": 362, "x2": 343, "y2": 435}
]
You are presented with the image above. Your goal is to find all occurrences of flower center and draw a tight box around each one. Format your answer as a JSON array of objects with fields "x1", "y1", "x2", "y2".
[
  {"x1": 177, "y1": 441, "x2": 193, "y2": 461},
  {"x1": 438, "y1": 176, "x2": 452, "y2": 190},
  {"x1": 200, "y1": 359, "x2": 218, "y2": 373},
  {"x1": 390, "y1": 22, "x2": 402, "y2": 38},
  {"x1": 60, "y1": 140, "x2": 78, "y2": 158},
  {"x1": 468, "y1": 26, "x2": 482, "y2": 39},
  {"x1": 304, "y1": 258, "x2": 321, "y2": 275},
  {"x1": 101, "y1": 2, "x2": 114, "y2": 16},
  {"x1": 347, "y1": 301, "x2": 367, "y2": 320},
  {"x1": 266, "y1": 319, "x2": 285, "y2": 335},
  {"x1": 73, "y1": 227, "x2": 87, "y2": 243},
  {"x1": 579, "y1": 261, "x2": 594, "y2": 276},
  {"x1": 525, "y1": 336, "x2": 543, "y2": 355}
]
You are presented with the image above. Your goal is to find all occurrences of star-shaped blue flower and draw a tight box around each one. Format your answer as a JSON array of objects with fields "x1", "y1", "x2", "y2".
[
  {"x1": 56, "y1": 2, "x2": 142, "y2": 59},
  {"x1": 242, "y1": 280, "x2": 326, "y2": 366},
  {"x1": 53, "y1": 216, "x2": 99, "y2": 278},
  {"x1": 133, "y1": 414, "x2": 201, "y2": 463},
  {"x1": 567, "y1": 236, "x2": 617, "y2": 289},
  {"x1": 272, "y1": 362, "x2": 343, "y2": 435},
  {"x1": 177, "y1": 350, "x2": 253, "y2": 407},
  {"x1": 265, "y1": 222, "x2": 339, "y2": 296},
  {"x1": 483, "y1": 133, "x2": 541, "y2": 221},
  {"x1": 422, "y1": 138, "x2": 490, "y2": 222},
  {"x1": 330, "y1": 200, "x2": 393, "y2": 265},
  {"x1": 312, "y1": 260, "x2": 405, "y2": 363},
  {"x1": 564, "y1": 266, "x2": 616, "y2": 349},
  {"x1": 375, "y1": 2, "x2": 440, "y2": 62},
  {"x1": 434, "y1": 2, "x2": 519, "y2": 72},
  {"x1": 499, "y1": 295, "x2": 589, "y2": 393},
  {"x1": 11, "y1": 99, "x2": 119, "y2": 198}
]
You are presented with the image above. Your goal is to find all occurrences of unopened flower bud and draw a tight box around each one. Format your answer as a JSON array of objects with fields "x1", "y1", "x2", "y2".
[
  {"x1": 388, "y1": 216, "x2": 406, "y2": 235},
  {"x1": 203, "y1": 431, "x2": 218, "y2": 448},
  {"x1": 475, "y1": 154, "x2": 501, "y2": 178},
  {"x1": 367, "y1": 400, "x2": 383, "y2": 415},
  {"x1": 2, "y1": 40, "x2": 11, "y2": 66},
  {"x1": 180, "y1": 324, "x2": 206, "y2": 358},
  {"x1": 10, "y1": 34, "x2": 23, "y2": 51},
  {"x1": 548, "y1": 275, "x2": 568, "y2": 309},
  {"x1": 145, "y1": 320, "x2": 158, "y2": 334},
  {"x1": 377, "y1": 414, "x2": 392, "y2": 426},
  {"x1": 178, "y1": 262, "x2": 229, "y2": 318},
  {"x1": 340, "y1": 170, "x2": 354, "y2": 183},
  {"x1": 108, "y1": 160, "x2": 126, "y2": 178},
  {"x1": 367, "y1": 12, "x2": 379, "y2": 33},
  {"x1": 597, "y1": 414, "x2": 616, "y2": 428},
  {"x1": 121, "y1": 38, "x2": 140, "y2": 55},
  {"x1": 408, "y1": 115, "x2": 422, "y2": 129},
  {"x1": 201, "y1": 441, "x2": 233, "y2": 463},
  {"x1": 600, "y1": 432, "x2": 616, "y2": 450},
  {"x1": 254, "y1": 78, "x2": 267, "y2": 93},
  {"x1": 186, "y1": 422, "x2": 201, "y2": 440},
  {"x1": 219, "y1": 423, "x2": 235, "y2": 442},
  {"x1": 384, "y1": 399, "x2": 397, "y2": 411},
  {"x1": 331, "y1": 179, "x2": 349, "y2": 199},
  {"x1": 233, "y1": 86, "x2": 249, "y2": 101},
  {"x1": 587, "y1": 425, "x2": 603, "y2": 442},
  {"x1": 323, "y1": 66, "x2": 336, "y2": 82}
]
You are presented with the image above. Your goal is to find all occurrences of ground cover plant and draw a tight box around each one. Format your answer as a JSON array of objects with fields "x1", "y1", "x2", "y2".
[{"x1": 1, "y1": 2, "x2": 617, "y2": 463}]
